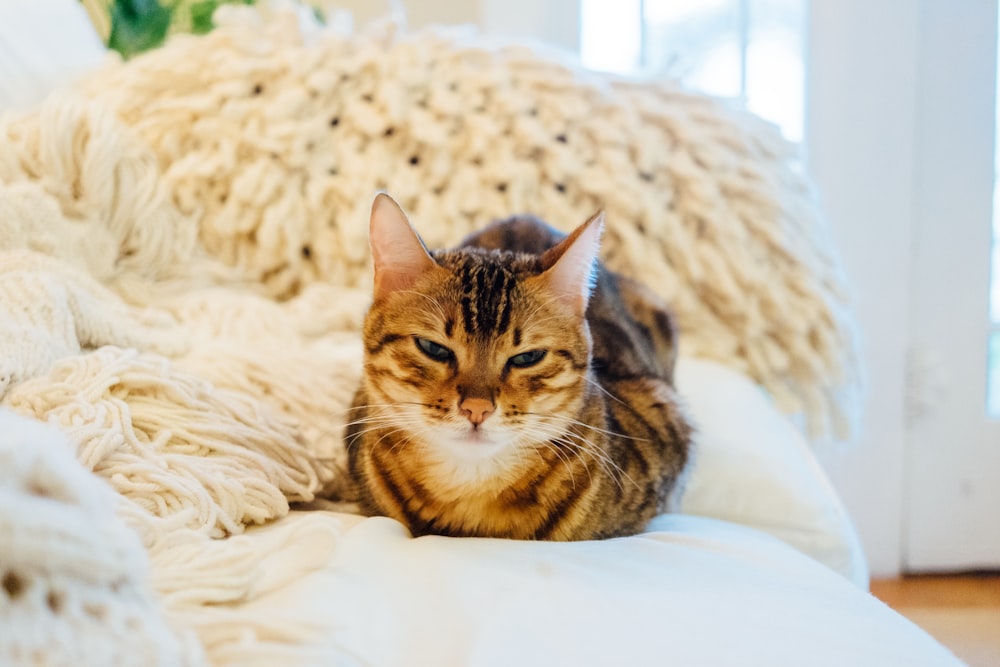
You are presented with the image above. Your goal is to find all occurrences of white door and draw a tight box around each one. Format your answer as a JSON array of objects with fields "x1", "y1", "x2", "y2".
[{"x1": 904, "y1": 0, "x2": 1000, "y2": 571}]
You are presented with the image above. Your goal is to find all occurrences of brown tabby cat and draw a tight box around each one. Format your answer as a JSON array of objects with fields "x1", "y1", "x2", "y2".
[{"x1": 345, "y1": 193, "x2": 692, "y2": 541}]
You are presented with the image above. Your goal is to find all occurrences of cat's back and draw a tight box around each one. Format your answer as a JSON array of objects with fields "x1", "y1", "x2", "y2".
[{"x1": 458, "y1": 215, "x2": 566, "y2": 256}]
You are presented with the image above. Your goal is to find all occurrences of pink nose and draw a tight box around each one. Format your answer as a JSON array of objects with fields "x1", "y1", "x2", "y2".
[{"x1": 460, "y1": 397, "x2": 495, "y2": 426}]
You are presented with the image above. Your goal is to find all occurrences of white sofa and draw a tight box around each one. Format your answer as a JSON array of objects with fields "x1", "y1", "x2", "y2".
[{"x1": 0, "y1": 3, "x2": 965, "y2": 666}]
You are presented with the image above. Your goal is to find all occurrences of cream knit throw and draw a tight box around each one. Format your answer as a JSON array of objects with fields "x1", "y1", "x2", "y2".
[{"x1": 0, "y1": 5, "x2": 861, "y2": 664}]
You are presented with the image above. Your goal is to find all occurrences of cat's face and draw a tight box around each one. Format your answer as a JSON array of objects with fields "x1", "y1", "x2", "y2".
[{"x1": 359, "y1": 194, "x2": 602, "y2": 482}]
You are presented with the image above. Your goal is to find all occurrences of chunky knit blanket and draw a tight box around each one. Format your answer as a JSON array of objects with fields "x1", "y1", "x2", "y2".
[{"x1": 0, "y1": 5, "x2": 861, "y2": 665}]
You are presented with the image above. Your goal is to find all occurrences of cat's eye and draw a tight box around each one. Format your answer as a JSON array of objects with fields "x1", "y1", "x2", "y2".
[
  {"x1": 508, "y1": 349, "x2": 546, "y2": 368},
  {"x1": 415, "y1": 337, "x2": 454, "y2": 362}
]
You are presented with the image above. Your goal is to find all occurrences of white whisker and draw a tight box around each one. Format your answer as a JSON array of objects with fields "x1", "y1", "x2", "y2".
[
  {"x1": 524, "y1": 410, "x2": 649, "y2": 443},
  {"x1": 398, "y1": 290, "x2": 448, "y2": 322},
  {"x1": 576, "y1": 373, "x2": 630, "y2": 409},
  {"x1": 521, "y1": 419, "x2": 640, "y2": 494}
]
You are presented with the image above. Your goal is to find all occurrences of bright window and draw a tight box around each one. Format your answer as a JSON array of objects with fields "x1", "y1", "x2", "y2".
[
  {"x1": 580, "y1": 0, "x2": 806, "y2": 142},
  {"x1": 990, "y1": 6, "x2": 1000, "y2": 418}
]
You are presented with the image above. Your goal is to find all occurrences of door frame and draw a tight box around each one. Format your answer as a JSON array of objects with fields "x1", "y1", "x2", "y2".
[
  {"x1": 902, "y1": 0, "x2": 1000, "y2": 572},
  {"x1": 808, "y1": 0, "x2": 1000, "y2": 574},
  {"x1": 806, "y1": 0, "x2": 920, "y2": 577}
]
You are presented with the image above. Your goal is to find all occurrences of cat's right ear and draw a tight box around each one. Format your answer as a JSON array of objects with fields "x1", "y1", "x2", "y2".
[{"x1": 370, "y1": 193, "x2": 439, "y2": 301}]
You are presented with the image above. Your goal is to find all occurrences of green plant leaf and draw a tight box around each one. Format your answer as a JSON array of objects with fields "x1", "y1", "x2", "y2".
[
  {"x1": 108, "y1": 0, "x2": 175, "y2": 58},
  {"x1": 189, "y1": 1, "x2": 218, "y2": 34}
]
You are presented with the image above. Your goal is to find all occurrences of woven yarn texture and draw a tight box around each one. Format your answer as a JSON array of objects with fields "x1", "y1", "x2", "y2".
[
  {"x1": 80, "y1": 9, "x2": 862, "y2": 440},
  {"x1": 0, "y1": 5, "x2": 861, "y2": 664}
]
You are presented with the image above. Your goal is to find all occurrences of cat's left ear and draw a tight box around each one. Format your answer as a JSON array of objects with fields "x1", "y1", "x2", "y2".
[
  {"x1": 369, "y1": 193, "x2": 440, "y2": 301},
  {"x1": 534, "y1": 211, "x2": 604, "y2": 315}
]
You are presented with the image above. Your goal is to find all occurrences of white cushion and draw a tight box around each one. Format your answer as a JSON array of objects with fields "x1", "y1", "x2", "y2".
[
  {"x1": 675, "y1": 357, "x2": 868, "y2": 585},
  {"x1": 223, "y1": 511, "x2": 956, "y2": 667},
  {"x1": 0, "y1": 0, "x2": 106, "y2": 111}
]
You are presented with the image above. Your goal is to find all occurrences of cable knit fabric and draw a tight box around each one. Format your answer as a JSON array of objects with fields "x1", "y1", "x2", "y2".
[
  {"x1": 71, "y1": 7, "x2": 861, "y2": 440},
  {"x1": 0, "y1": 5, "x2": 862, "y2": 664}
]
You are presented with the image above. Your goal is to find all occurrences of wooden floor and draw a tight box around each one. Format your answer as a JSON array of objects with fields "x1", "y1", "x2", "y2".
[{"x1": 870, "y1": 574, "x2": 1000, "y2": 667}]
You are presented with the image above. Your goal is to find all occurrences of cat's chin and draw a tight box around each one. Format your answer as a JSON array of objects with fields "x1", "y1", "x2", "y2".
[{"x1": 435, "y1": 427, "x2": 514, "y2": 460}]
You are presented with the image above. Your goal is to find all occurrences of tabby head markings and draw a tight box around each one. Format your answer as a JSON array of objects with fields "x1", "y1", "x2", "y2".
[{"x1": 362, "y1": 194, "x2": 603, "y2": 482}]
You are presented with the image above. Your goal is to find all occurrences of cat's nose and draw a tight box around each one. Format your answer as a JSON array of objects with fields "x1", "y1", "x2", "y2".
[{"x1": 459, "y1": 397, "x2": 495, "y2": 426}]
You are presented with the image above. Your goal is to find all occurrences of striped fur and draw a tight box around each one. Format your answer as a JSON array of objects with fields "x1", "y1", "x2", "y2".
[{"x1": 346, "y1": 200, "x2": 692, "y2": 540}]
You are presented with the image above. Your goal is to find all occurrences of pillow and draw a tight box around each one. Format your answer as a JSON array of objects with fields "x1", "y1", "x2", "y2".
[
  {"x1": 219, "y1": 511, "x2": 950, "y2": 667},
  {"x1": 0, "y1": 0, "x2": 106, "y2": 111},
  {"x1": 674, "y1": 357, "x2": 868, "y2": 586}
]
